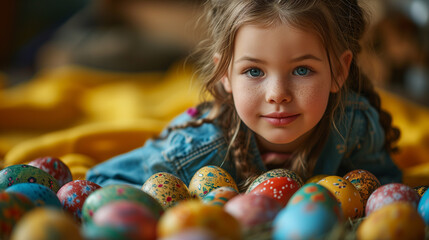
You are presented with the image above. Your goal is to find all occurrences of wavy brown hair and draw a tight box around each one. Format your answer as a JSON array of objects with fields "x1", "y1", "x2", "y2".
[{"x1": 177, "y1": 0, "x2": 400, "y2": 190}]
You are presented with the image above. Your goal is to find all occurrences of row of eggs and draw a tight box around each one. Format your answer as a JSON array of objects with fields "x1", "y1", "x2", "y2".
[{"x1": 1, "y1": 156, "x2": 429, "y2": 239}]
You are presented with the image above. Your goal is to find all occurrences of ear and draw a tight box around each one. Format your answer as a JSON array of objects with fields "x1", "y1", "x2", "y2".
[
  {"x1": 214, "y1": 53, "x2": 232, "y2": 93},
  {"x1": 331, "y1": 50, "x2": 353, "y2": 93}
]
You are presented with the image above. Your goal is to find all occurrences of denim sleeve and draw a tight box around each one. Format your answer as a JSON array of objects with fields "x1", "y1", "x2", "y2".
[
  {"x1": 337, "y1": 101, "x2": 402, "y2": 185},
  {"x1": 85, "y1": 138, "x2": 178, "y2": 189}
]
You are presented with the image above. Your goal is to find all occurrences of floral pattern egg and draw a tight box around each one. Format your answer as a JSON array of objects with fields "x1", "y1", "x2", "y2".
[
  {"x1": 246, "y1": 168, "x2": 304, "y2": 193},
  {"x1": 0, "y1": 164, "x2": 60, "y2": 192},
  {"x1": 188, "y1": 166, "x2": 238, "y2": 199},
  {"x1": 344, "y1": 169, "x2": 381, "y2": 207},
  {"x1": 202, "y1": 186, "x2": 238, "y2": 207},
  {"x1": 57, "y1": 180, "x2": 102, "y2": 223},
  {"x1": 28, "y1": 156, "x2": 73, "y2": 187},
  {"x1": 318, "y1": 176, "x2": 363, "y2": 219},
  {"x1": 142, "y1": 172, "x2": 191, "y2": 209}
]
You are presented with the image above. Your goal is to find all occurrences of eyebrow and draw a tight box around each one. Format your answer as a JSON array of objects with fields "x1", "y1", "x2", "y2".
[{"x1": 234, "y1": 54, "x2": 323, "y2": 64}]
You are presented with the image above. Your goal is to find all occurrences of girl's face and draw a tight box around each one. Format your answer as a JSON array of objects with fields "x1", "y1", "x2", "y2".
[{"x1": 221, "y1": 23, "x2": 349, "y2": 153}]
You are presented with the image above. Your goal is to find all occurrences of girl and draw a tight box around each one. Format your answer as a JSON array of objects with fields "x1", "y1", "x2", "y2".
[{"x1": 87, "y1": 0, "x2": 402, "y2": 190}]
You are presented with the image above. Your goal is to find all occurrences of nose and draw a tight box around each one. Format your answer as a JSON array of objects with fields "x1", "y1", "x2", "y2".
[{"x1": 265, "y1": 77, "x2": 292, "y2": 104}]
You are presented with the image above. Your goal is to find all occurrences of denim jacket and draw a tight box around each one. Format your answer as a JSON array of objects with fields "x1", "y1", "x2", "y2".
[{"x1": 86, "y1": 93, "x2": 402, "y2": 188}]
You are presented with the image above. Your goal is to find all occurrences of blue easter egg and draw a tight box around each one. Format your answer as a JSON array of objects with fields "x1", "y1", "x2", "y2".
[
  {"x1": 5, "y1": 183, "x2": 62, "y2": 208},
  {"x1": 418, "y1": 189, "x2": 429, "y2": 225}
]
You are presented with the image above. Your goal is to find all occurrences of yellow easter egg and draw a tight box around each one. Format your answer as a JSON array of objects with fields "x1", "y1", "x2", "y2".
[
  {"x1": 157, "y1": 200, "x2": 241, "y2": 240},
  {"x1": 305, "y1": 174, "x2": 328, "y2": 184},
  {"x1": 142, "y1": 172, "x2": 191, "y2": 209},
  {"x1": 318, "y1": 176, "x2": 363, "y2": 219},
  {"x1": 10, "y1": 207, "x2": 83, "y2": 240},
  {"x1": 357, "y1": 202, "x2": 425, "y2": 240},
  {"x1": 188, "y1": 166, "x2": 238, "y2": 199}
]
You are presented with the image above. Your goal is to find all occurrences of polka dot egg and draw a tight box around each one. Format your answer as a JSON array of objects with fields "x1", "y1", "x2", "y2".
[
  {"x1": 249, "y1": 176, "x2": 300, "y2": 207},
  {"x1": 318, "y1": 176, "x2": 363, "y2": 219},
  {"x1": 246, "y1": 168, "x2": 304, "y2": 193}
]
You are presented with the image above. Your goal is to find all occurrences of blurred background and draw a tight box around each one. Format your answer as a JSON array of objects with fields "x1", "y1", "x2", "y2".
[{"x1": 0, "y1": 0, "x2": 428, "y2": 185}]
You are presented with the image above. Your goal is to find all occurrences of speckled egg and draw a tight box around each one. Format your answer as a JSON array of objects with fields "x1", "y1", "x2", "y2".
[
  {"x1": 318, "y1": 176, "x2": 363, "y2": 219},
  {"x1": 0, "y1": 192, "x2": 35, "y2": 239},
  {"x1": 365, "y1": 183, "x2": 420, "y2": 216},
  {"x1": 5, "y1": 183, "x2": 62, "y2": 208},
  {"x1": 357, "y1": 202, "x2": 425, "y2": 240},
  {"x1": 28, "y1": 156, "x2": 73, "y2": 187},
  {"x1": 305, "y1": 174, "x2": 329, "y2": 184},
  {"x1": 246, "y1": 168, "x2": 304, "y2": 193},
  {"x1": 157, "y1": 200, "x2": 241, "y2": 240},
  {"x1": 288, "y1": 183, "x2": 343, "y2": 221},
  {"x1": 92, "y1": 201, "x2": 157, "y2": 240},
  {"x1": 0, "y1": 164, "x2": 60, "y2": 192},
  {"x1": 414, "y1": 185, "x2": 428, "y2": 197},
  {"x1": 82, "y1": 184, "x2": 163, "y2": 224},
  {"x1": 344, "y1": 169, "x2": 381, "y2": 207},
  {"x1": 250, "y1": 176, "x2": 300, "y2": 207},
  {"x1": 418, "y1": 189, "x2": 429, "y2": 225},
  {"x1": 273, "y1": 200, "x2": 341, "y2": 240},
  {"x1": 224, "y1": 193, "x2": 282, "y2": 229},
  {"x1": 10, "y1": 207, "x2": 84, "y2": 240},
  {"x1": 188, "y1": 166, "x2": 238, "y2": 199},
  {"x1": 57, "y1": 180, "x2": 102, "y2": 223},
  {"x1": 142, "y1": 172, "x2": 191, "y2": 209},
  {"x1": 202, "y1": 186, "x2": 238, "y2": 207}
]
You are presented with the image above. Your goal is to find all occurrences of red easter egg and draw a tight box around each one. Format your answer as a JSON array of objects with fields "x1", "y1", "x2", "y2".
[
  {"x1": 92, "y1": 201, "x2": 157, "y2": 240},
  {"x1": 366, "y1": 183, "x2": 420, "y2": 216},
  {"x1": 224, "y1": 193, "x2": 282, "y2": 229},
  {"x1": 28, "y1": 156, "x2": 73, "y2": 187},
  {"x1": 250, "y1": 176, "x2": 300, "y2": 207},
  {"x1": 57, "y1": 180, "x2": 101, "y2": 223}
]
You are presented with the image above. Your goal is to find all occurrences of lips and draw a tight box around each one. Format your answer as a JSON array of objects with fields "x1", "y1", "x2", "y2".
[{"x1": 262, "y1": 112, "x2": 300, "y2": 126}]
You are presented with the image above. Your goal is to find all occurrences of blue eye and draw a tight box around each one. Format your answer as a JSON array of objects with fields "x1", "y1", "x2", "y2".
[
  {"x1": 293, "y1": 66, "x2": 311, "y2": 76},
  {"x1": 245, "y1": 68, "x2": 264, "y2": 78}
]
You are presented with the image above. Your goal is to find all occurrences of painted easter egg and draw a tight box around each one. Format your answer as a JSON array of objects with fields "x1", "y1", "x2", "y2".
[
  {"x1": 305, "y1": 174, "x2": 329, "y2": 184},
  {"x1": 0, "y1": 192, "x2": 35, "y2": 239},
  {"x1": 414, "y1": 185, "x2": 428, "y2": 197},
  {"x1": 418, "y1": 189, "x2": 429, "y2": 225},
  {"x1": 365, "y1": 183, "x2": 420, "y2": 216},
  {"x1": 28, "y1": 156, "x2": 73, "y2": 187},
  {"x1": 82, "y1": 184, "x2": 163, "y2": 223},
  {"x1": 157, "y1": 200, "x2": 241, "y2": 240},
  {"x1": 92, "y1": 201, "x2": 157, "y2": 240},
  {"x1": 6, "y1": 183, "x2": 62, "y2": 208},
  {"x1": 250, "y1": 176, "x2": 300, "y2": 207},
  {"x1": 57, "y1": 180, "x2": 102, "y2": 222},
  {"x1": 0, "y1": 164, "x2": 60, "y2": 192},
  {"x1": 318, "y1": 176, "x2": 363, "y2": 219},
  {"x1": 344, "y1": 169, "x2": 381, "y2": 207},
  {"x1": 142, "y1": 172, "x2": 191, "y2": 209},
  {"x1": 224, "y1": 193, "x2": 282, "y2": 229},
  {"x1": 273, "y1": 200, "x2": 341, "y2": 240},
  {"x1": 357, "y1": 202, "x2": 425, "y2": 240},
  {"x1": 157, "y1": 229, "x2": 218, "y2": 240},
  {"x1": 246, "y1": 168, "x2": 304, "y2": 193},
  {"x1": 202, "y1": 186, "x2": 238, "y2": 207},
  {"x1": 288, "y1": 183, "x2": 343, "y2": 221},
  {"x1": 188, "y1": 166, "x2": 238, "y2": 199},
  {"x1": 10, "y1": 207, "x2": 84, "y2": 240}
]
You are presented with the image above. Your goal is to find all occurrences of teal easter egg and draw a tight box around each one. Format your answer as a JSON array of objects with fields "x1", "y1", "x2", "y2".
[
  {"x1": 142, "y1": 172, "x2": 191, "y2": 209},
  {"x1": 202, "y1": 186, "x2": 238, "y2": 207},
  {"x1": 0, "y1": 191, "x2": 35, "y2": 239},
  {"x1": 5, "y1": 183, "x2": 62, "y2": 208},
  {"x1": 0, "y1": 164, "x2": 60, "y2": 192},
  {"x1": 82, "y1": 184, "x2": 163, "y2": 224},
  {"x1": 246, "y1": 168, "x2": 304, "y2": 193}
]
